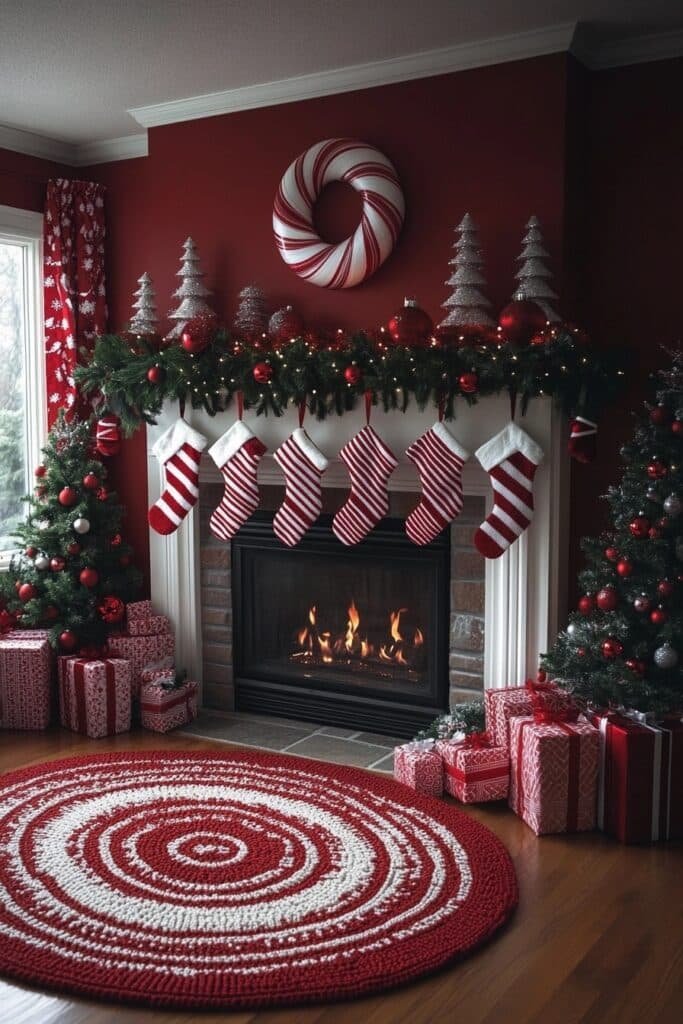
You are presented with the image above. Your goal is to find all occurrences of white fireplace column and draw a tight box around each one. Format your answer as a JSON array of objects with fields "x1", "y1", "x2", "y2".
[{"x1": 147, "y1": 396, "x2": 568, "y2": 702}]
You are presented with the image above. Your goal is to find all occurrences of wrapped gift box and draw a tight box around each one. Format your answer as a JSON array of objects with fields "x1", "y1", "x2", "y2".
[
  {"x1": 509, "y1": 712, "x2": 599, "y2": 835},
  {"x1": 588, "y1": 710, "x2": 683, "y2": 843},
  {"x1": 485, "y1": 681, "x2": 575, "y2": 750},
  {"x1": 107, "y1": 632, "x2": 175, "y2": 695},
  {"x1": 126, "y1": 600, "x2": 153, "y2": 621},
  {"x1": 140, "y1": 679, "x2": 198, "y2": 733},
  {"x1": 140, "y1": 657, "x2": 176, "y2": 686},
  {"x1": 128, "y1": 614, "x2": 170, "y2": 637},
  {"x1": 436, "y1": 735, "x2": 510, "y2": 803},
  {"x1": 0, "y1": 634, "x2": 52, "y2": 730},
  {"x1": 394, "y1": 741, "x2": 443, "y2": 797},
  {"x1": 62, "y1": 657, "x2": 131, "y2": 738}
]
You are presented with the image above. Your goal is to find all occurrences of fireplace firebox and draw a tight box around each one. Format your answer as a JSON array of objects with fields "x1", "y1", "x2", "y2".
[{"x1": 232, "y1": 513, "x2": 449, "y2": 736}]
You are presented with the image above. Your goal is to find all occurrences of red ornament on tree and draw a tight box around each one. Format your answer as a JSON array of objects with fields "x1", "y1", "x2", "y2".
[
  {"x1": 458, "y1": 372, "x2": 479, "y2": 395},
  {"x1": 497, "y1": 299, "x2": 547, "y2": 346},
  {"x1": 66, "y1": 541, "x2": 81, "y2": 556},
  {"x1": 59, "y1": 630, "x2": 78, "y2": 651},
  {"x1": 97, "y1": 595, "x2": 125, "y2": 623},
  {"x1": 672, "y1": 421, "x2": 683, "y2": 436},
  {"x1": 629, "y1": 514, "x2": 650, "y2": 538},
  {"x1": 650, "y1": 606, "x2": 668, "y2": 625},
  {"x1": 625, "y1": 658, "x2": 646, "y2": 676},
  {"x1": 268, "y1": 305, "x2": 304, "y2": 344},
  {"x1": 79, "y1": 567, "x2": 99, "y2": 588},
  {"x1": 18, "y1": 583, "x2": 37, "y2": 603},
  {"x1": 596, "y1": 586, "x2": 618, "y2": 611},
  {"x1": 58, "y1": 486, "x2": 78, "y2": 507},
  {"x1": 253, "y1": 361, "x2": 273, "y2": 384},
  {"x1": 50, "y1": 556, "x2": 66, "y2": 572},
  {"x1": 657, "y1": 579, "x2": 675, "y2": 598},
  {"x1": 648, "y1": 527, "x2": 663, "y2": 540},
  {"x1": 387, "y1": 298, "x2": 433, "y2": 347},
  {"x1": 96, "y1": 487, "x2": 109, "y2": 502},
  {"x1": 110, "y1": 534, "x2": 122, "y2": 547},
  {"x1": 578, "y1": 594, "x2": 595, "y2": 615},
  {"x1": 83, "y1": 472, "x2": 99, "y2": 490},
  {"x1": 616, "y1": 558, "x2": 633, "y2": 577},
  {"x1": 25, "y1": 546, "x2": 37, "y2": 558},
  {"x1": 147, "y1": 364, "x2": 165, "y2": 384},
  {"x1": 602, "y1": 637, "x2": 623, "y2": 659},
  {"x1": 647, "y1": 459, "x2": 668, "y2": 479},
  {"x1": 344, "y1": 365, "x2": 362, "y2": 386},
  {"x1": 44, "y1": 605, "x2": 59, "y2": 621},
  {"x1": 180, "y1": 313, "x2": 216, "y2": 354},
  {"x1": 649, "y1": 405, "x2": 671, "y2": 425},
  {"x1": 605, "y1": 546, "x2": 619, "y2": 562},
  {"x1": 34, "y1": 464, "x2": 46, "y2": 478}
]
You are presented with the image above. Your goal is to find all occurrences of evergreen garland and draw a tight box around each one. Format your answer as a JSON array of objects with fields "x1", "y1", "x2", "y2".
[{"x1": 415, "y1": 700, "x2": 486, "y2": 741}]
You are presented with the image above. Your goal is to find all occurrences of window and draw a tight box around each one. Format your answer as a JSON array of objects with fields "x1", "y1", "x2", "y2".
[{"x1": 0, "y1": 205, "x2": 45, "y2": 568}]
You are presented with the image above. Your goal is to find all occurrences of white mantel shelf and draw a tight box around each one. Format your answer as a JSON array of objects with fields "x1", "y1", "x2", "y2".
[{"x1": 147, "y1": 395, "x2": 569, "y2": 701}]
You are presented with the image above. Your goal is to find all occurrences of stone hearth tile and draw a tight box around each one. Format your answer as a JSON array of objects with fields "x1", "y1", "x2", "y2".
[
  {"x1": 282, "y1": 734, "x2": 391, "y2": 767},
  {"x1": 354, "y1": 730, "x2": 405, "y2": 747},
  {"x1": 317, "y1": 726, "x2": 360, "y2": 738},
  {"x1": 368, "y1": 753, "x2": 395, "y2": 773},
  {"x1": 178, "y1": 712, "x2": 314, "y2": 750}
]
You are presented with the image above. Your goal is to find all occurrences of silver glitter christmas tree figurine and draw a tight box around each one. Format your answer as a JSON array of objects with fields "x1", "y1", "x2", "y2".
[
  {"x1": 513, "y1": 216, "x2": 560, "y2": 322},
  {"x1": 165, "y1": 237, "x2": 213, "y2": 341},
  {"x1": 233, "y1": 284, "x2": 269, "y2": 340},
  {"x1": 439, "y1": 213, "x2": 495, "y2": 328},
  {"x1": 129, "y1": 273, "x2": 158, "y2": 335}
]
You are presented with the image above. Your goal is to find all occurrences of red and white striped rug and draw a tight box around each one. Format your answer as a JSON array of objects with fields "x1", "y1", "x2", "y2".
[{"x1": 0, "y1": 750, "x2": 517, "y2": 1008}]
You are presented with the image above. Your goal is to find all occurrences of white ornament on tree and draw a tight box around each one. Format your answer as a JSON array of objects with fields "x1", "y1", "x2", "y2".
[
  {"x1": 513, "y1": 215, "x2": 560, "y2": 322},
  {"x1": 73, "y1": 517, "x2": 91, "y2": 534},
  {"x1": 34, "y1": 554, "x2": 50, "y2": 571},
  {"x1": 439, "y1": 213, "x2": 495, "y2": 329},
  {"x1": 129, "y1": 272, "x2": 158, "y2": 335},
  {"x1": 165, "y1": 237, "x2": 214, "y2": 341}
]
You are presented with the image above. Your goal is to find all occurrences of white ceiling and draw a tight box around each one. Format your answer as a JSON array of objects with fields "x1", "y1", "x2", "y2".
[{"x1": 1, "y1": 0, "x2": 682, "y2": 159}]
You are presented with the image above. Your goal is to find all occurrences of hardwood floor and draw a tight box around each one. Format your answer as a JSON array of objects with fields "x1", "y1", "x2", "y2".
[{"x1": 1, "y1": 727, "x2": 681, "y2": 1024}]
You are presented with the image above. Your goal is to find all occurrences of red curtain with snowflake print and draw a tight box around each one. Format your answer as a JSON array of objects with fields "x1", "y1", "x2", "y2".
[{"x1": 44, "y1": 179, "x2": 107, "y2": 424}]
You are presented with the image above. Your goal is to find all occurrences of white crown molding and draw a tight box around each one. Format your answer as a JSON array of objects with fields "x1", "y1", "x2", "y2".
[
  {"x1": 0, "y1": 124, "x2": 73, "y2": 165},
  {"x1": 71, "y1": 133, "x2": 148, "y2": 166},
  {"x1": 571, "y1": 27, "x2": 683, "y2": 70},
  {"x1": 128, "y1": 21, "x2": 577, "y2": 128}
]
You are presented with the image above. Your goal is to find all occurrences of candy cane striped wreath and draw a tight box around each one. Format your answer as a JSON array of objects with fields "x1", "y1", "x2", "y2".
[
  {"x1": 0, "y1": 750, "x2": 517, "y2": 1009},
  {"x1": 273, "y1": 138, "x2": 405, "y2": 288}
]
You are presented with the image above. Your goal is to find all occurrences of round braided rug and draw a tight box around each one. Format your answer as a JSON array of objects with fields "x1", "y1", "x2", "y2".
[{"x1": 0, "y1": 750, "x2": 517, "y2": 1008}]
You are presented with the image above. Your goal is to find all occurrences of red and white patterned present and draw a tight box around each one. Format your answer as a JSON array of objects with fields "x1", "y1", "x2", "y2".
[
  {"x1": 140, "y1": 680, "x2": 198, "y2": 733},
  {"x1": 588, "y1": 710, "x2": 683, "y2": 843},
  {"x1": 0, "y1": 635, "x2": 52, "y2": 730},
  {"x1": 107, "y1": 632, "x2": 175, "y2": 695},
  {"x1": 140, "y1": 657, "x2": 176, "y2": 686},
  {"x1": 436, "y1": 733, "x2": 510, "y2": 803},
  {"x1": 126, "y1": 600, "x2": 153, "y2": 621},
  {"x1": 61, "y1": 657, "x2": 131, "y2": 738},
  {"x1": 509, "y1": 710, "x2": 599, "y2": 835},
  {"x1": 394, "y1": 741, "x2": 443, "y2": 796},
  {"x1": 485, "y1": 680, "x2": 575, "y2": 750},
  {"x1": 128, "y1": 614, "x2": 170, "y2": 637}
]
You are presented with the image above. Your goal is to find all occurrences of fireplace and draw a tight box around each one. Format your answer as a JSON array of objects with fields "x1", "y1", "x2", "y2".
[{"x1": 232, "y1": 514, "x2": 449, "y2": 735}]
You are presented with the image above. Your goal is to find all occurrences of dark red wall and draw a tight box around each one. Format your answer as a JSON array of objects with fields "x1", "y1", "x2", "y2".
[{"x1": 0, "y1": 146, "x2": 69, "y2": 212}]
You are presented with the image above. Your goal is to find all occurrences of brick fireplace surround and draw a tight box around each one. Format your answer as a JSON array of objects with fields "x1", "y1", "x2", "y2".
[{"x1": 147, "y1": 395, "x2": 568, "y2": 726}]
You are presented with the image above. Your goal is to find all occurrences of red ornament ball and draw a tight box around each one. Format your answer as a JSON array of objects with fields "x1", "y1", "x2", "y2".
[
  {"x1": 577, "y1": 647, "x2": 587, "y2": 657},
  {"x1": 387, "y1": 299, "x2": 434, "y2": 347},
  {"x1": 657, "y1": 579, "x2": 675, "y2": 598},
  {"x1": 34, "y1": 464, "x2": 46, "y2": 478},
  {"x1": 650, "y1": 606, "x2": 668, "y2": 625},
  {"x1": 66, "y1": 541, "x2": 81, "y2": 556},
  {"x1": 633, "y1": 594, "x2": 651, "y2": 613},
  {"x1": 647, "y1": 459, "x2": 668, "y2": 479},
  {"x1": 578, "y1": 594, "x2": 595, "y2": 615},
  {"x1": 25, "y1": 546, "x2": 37, "y2": 558},
  {"x1": 50, "y1": 556, "x2": 66, "y2": 572},
  {"x1": 181, "y1": 330, "x2": 208, "y2": 355},
  {"x1": 672, "y1": 421, "x2": 683, "y2": 436},
  {"x1": 147, "y1": 364, "x2": 165, "y2": 384},
  {"x1": 344, "y1": 365, "x2": 362, "y2": 386},
  {"x1": 458, "y1": 372, "x2": 479, "y2": 395},
  {"x1": 58, "y1": 486, "x2": 78, "y2": 507},
  {"x1": 268, "y1": 305, "x2": 304, "y2": 344},
  {"x1": 650, "y1": 405, "x2": 671, "y2": 425},
  {"x1": 648, "y1": 527, "x2": 663, "y2": 540},
  {"x1": 44, "y1": 605, "x2": 59, "y2": 621},
  {"x1": 110, "y1": 534, "x2": 122, "y2": 548},
  {"x1": 629, "y1": 515, "x2": 650, "y2": 538},
  {"x1": 180, "y1": 313, "x2": 216, "y2": 354},
  {"x1": 616, "y1": 558, "x2": 633, "y2": 577},
  {"x1": 79, "y1": 567, "x2": 99, "y2": 588},
  {"x1": 605, "y1": 547, "x2": 619, "y2": 562},
  {"x1": 602, "y1": 637, "x2": 624, "y2": 659},
  {"x1": 96, "y1": 487, "x2": 109, "y2": 502},
  {"x1": 253, "y1": 361, "x2": 273, "y2": 385},
  {"x1": 59, "y1": 630, "x2": 78, "y2": 652},
  {"x1": 625, "y1": 658, "x2": 646, "y2": 676},
  {"x1": 497, "y1": 299, "x2": 547, "y2": 346},
  {"x1": 83, "y1": 472, "x2": 99, "y2": 490},
  {"x1": 596, "y1": 586, "x2": 618, "y2": 611},
  {"x1": 18, "y1": 583, "x2": 37, "y2": 603},
  {"x1": 98, "y1": 595, "x2": 125, "y2": 624}
]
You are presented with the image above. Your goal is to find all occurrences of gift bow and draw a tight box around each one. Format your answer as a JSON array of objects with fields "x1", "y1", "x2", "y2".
[
  {"x1": 525, "y1": 677, "x2": 556, "y2": 695},
  {"x1": 531, "y1": 694, "x2": 579, "y2": 725},
  {"x1": 462, "y1": 730, "x2": 491, "y2": 749},
  {"x1": 406, "y1": 738, "x2": 436, "y2": 751}
]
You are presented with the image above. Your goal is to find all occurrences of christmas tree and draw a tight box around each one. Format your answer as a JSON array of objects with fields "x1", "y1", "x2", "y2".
[
  {"x1": 129, "y1": 272, "x2": 158, "y2": 335},
  {"x1": 165, "y1": 237, "x2": 213, "y2": 341},
  {"x1": 0, "y1": 414, "x2": 141, "y2": 650},
  {"x1": 439, "y1": 214, "x2": 495, "y2": 329},
  {"x1": 542, "y1": 353, "x2": 683, "y2": 715},
  {"x1": 513, "y1": 216, "x2": 560, "y2": 322},
  {"x1": 233, "y1": 284, "x2": 269, "y2": 341}
]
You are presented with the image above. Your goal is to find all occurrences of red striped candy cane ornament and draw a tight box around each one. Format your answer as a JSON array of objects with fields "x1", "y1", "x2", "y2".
[{"x1": 273, "y1": 138, "x2": 405, "y2": 289}]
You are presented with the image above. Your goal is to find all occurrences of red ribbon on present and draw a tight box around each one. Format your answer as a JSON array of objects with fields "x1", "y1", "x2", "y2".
[
  {"x1": 462, "y1": 730, "x2": 491, "y2": 749},
  {"x1": 446, "y1": 761, "x2": 508, "y2": 784},
  {"x1": 531, "y1": 694, "x2": 579, "y2": 725},
  {"x1": 140, "y1": 684, "x2": 195, "y2": 717},
  {"x1": 72, "y1": 659, "x2": 117, "y2": 734}
]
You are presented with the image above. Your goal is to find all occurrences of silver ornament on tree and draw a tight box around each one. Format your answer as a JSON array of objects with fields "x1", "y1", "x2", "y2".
[
  {"x1": 34, "y1": 554, "x2": 50, "y2": 571},
  {"x1": 165, "y1": 237, "x2": 214, "y2": 341},
  {"x1": 566, "y1": 622, "x2": 578, "y2": 636},
  {"x1": 653, "y1": 643, "x2": 679, "y2": 669},
  {"x1": 513, "y1": 215, "x2": 560, "y2": 322},
  {"x1": 438, "y1": 214, "x2": 495, "y2": 329},
  {"x1": 646, "y1": 485, "x2": 660, "y2": 502},
  {"x1": 129, "y1": 273, "x2": 158, "y2": 335},
  {"x1": 73, "y1": 517, "x2": 90, "y2": 535},
  {"x1": 234, "y1": 284, "x2": 269, "y2": 339},
  {"x1": 663, "y1": 493, "x2": 681, "y2": 517}
]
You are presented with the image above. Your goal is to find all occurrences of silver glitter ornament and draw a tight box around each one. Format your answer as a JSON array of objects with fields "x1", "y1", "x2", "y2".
[
  {"x1": 663, "y1": 493, "x2": 681, "y2": 517},
  {"x1": 34, "y1": 554, "x2": 50, "y2": 571},
  {"x1": 567, "y1": 622, "x2": 577, "y2": 636},
  {"x1": 165, "y1": 238, "x2": 214, "y2": 341},
  {"x1": 653, "y1": 643, "x2": 679, "y2": 669},
  {"x1": 646, "y1": 485, "x2": 660, "y2": 502}
]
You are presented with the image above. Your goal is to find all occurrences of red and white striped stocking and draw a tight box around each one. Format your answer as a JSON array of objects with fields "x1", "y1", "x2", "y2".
[
  {"x1": 474, "y1": 422, "x2": 543, "y2": 559},
  {"x1": 333, "y1": 425, "x2": 398, "y2": 545},
  {"x1": 208, "y1": 421, "x2": 267, "y2": 540},
  {"x1": 406, "y1": 422, "x2": 470, "y2": 545},
  {"x1": 567, "y1": 415, "x2": 597, "y2": 464},
  {"x1": 148, "y1": 418, "x2": 207, "y2": 535},
  {"x1": 273, "y1": 428, "x2": 329, "y2": 546}
]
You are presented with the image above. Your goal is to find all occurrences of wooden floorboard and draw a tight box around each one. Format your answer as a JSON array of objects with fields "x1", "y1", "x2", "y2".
[{"x1": 1, "y1": 727, "x2": 681, "y2": 1024}]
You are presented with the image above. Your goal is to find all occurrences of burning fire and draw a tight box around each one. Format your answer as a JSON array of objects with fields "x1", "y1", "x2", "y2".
[{"x1": 292, "y1": 599, "x2": 425, "y2": 671}]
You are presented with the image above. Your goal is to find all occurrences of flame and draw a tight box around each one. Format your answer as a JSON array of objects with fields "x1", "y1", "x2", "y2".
[
  {"x1": 345, "y1": 599, "x2": 360, "y2": 652},
  {"x1": 318, "y1": 632, "x2": 334, "y2": 664},
  {"x1": 395, "y1": 649, "x2": 408, "y2": 666},
  {"x1": 297, "y1": 627, "x2": 308, "y2": 646},
  {"x1": 309, "y1": 606, "x2": 316, "y2": 627},
  {"x1": 360, "y1": 639, "x2": 372, "y2": 658},
  {"x1": 414, "y1": 628, "x2": 424, "y2": 647},
  {"x1": 378, "y1": 645, "x2": 391, "y2": 663},
  {"x1": 390, "y1": 609, "x2": 407, "y2": 643},
  {"x1": 294, "y1": 599, "x2": 422, "y2": 670}
]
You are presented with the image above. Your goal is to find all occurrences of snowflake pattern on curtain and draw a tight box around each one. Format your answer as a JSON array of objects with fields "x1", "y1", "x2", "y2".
[{"x1": 44, "y1": 179, "x2": 107, "y2": 424}]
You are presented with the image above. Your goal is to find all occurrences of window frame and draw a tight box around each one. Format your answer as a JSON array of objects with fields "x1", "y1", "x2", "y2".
[{"x1": 0, "y1": 204, "x2": 46, "y2": 570}]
